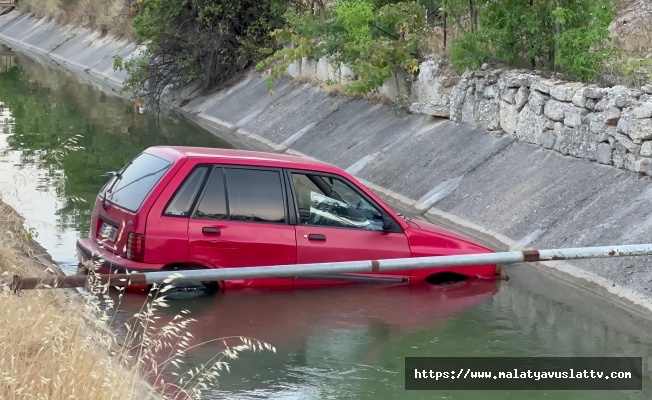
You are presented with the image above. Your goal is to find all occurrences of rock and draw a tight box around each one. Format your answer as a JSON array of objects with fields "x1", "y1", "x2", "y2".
[
  {"x1": 610, "y1": 85, "x2": 640, "y2": 108},
  {"x1": 598, "y1": 126, "x2": 617, "y2": 143},
  {"x1": 624, "y1": 154, "x2": 651, "y2": 173},
  {"x1": 595, "y1": 143, "x2": 613, "y2": 165},
  {"x1": 528, "y1": 90, "x2": 547, "y2": 115},
  {"x1": 340, "y1": 63, "x2": 356, "y2": 85},
  {"x1": 500, "y1": 87, "x2": 518, "y2": 104},
  {"x1": 608, "y1": 136, "x2": 616, "y2": 147},
  {"x1": 478, "y1": 100, "x2": 500, "y2": 131},
  {"x1": 475, "y1": 79, "x2": 487, "y2": 93},
  {"x1": 613, "y1": 150, "x2": 625, "y2": 168},
  {"x1": 461, "y1": 92, "x2": 477, "y2": 126},
  {"x1": 501, "y1": 73, "x2": 532, "y2": 88},
  {"x1": 449, "y1": 81, "x2": 468, "y2": 123},
  {"x1": 544, "y1": 100, "x2": 568, "y2": 121},
  {"x1": 541, "y1": 130, "x2": 557, "y2": 149},
  {"x1": 514, "y1": 86, "x2": 529, "y2": 111},
  {"x1": 553, "y1": 121, "x2": 564, "y2": 135},
  {"x1": 572, "y1": 91, "x2": 586, "y2": 108},
  {"x1": 564, "y1": 107, "x2": 584, "y2": 128},
  {"x1": 641, "y1": 141, "x2": 652, "y2": 157},
  {"x1": 413, "y1": 58, "x2": 452, "y2": 107},
  {"x1": 632, "y1": 102, "x2": 652, "y2": 119},
  {"x1": 481, "y1": 63, "x2": 490, "y2": 71},
  {"x1": 483, "y1": 84, "x2": 498, "y2": 99},
  {"x1": 409, "y1": 102, "x2": 450, "y2": 117},
  {"x1": 316, "y1": 57, "x2": 337, "y2": 82},
  {"x1": 642, "y1": 84, "x2": 652, "y2": 95},
  {"x1": 618, "y1": 108, "x2": 652, "y2": 140},
  {"x1": 531, "y1": 81, "x2": 551, "y2": 94},
  {"x1": 584, "y1": 87, "x2": 606, "y2": 99},
  {"x1": 500, "y1": 100, "x2": 519, "y2": 135},
  {"x1": 585, "y1": 99, "x2": 597, "y2": 111},
  {"x1": 553, "y1": 125, "x2": 597, "y2": 159},
  {"x1": 604, "y1": 107, "x2": 621, "y2": 125},
  {"x1": 516, "y1": 105, "x2": 552, "y2": 145},
  {"x1": 486, "y1": 71, "x2": 499, "y2": 84},
  {"x1": 613, "y1": 132, "x2": 641, "y2": 153},
  {"x1": 550, "y1": 85, "x2": 575, "y2": 102}
]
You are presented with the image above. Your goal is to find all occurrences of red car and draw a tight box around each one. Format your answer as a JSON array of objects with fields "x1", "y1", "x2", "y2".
[{"x1": 76, "y1": 146, "x2": 500, "y2": 291}]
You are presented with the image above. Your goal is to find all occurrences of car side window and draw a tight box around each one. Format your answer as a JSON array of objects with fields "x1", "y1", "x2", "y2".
[
  {"x1": 291, "y1": 173, "x2": 385, "y2": 231},
  {"x1": 165, "y1": 167, "x2": 208, "y2": 216},
  {"x1": 194, "y1": 167, "x2": 228, "y2": 220},
  {"x1": 223, "y1": 168, "x2": 286, "y2": 223}
]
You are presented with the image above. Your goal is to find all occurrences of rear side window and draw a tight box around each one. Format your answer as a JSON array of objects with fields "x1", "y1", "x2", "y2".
[
  {"x1": 165, "y1": 167, "x2": 208, "y2": 216},
  {"x1": 103, "y1": 152, "x2": 172, "y2": 212},
  {"x1": 224, "y1": 168, "x2": 285, "y2": 223},
  {"x1": 194, "y1": 168, "x2": 228, "y2": 220}
]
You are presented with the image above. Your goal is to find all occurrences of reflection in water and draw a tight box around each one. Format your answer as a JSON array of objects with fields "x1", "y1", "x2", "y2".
[
  {"x1": 1, "y1": 44, "x2": 652, "y2": 400},
  {"x1": 0, "y1": 50, "x2": 233, "y2": 269},
  {"x1": 0, "y1": 43, "x2": 16, "y2": 73},
  {"x1": 107, "y1": 281, "x2": 652, "y2": 400}
]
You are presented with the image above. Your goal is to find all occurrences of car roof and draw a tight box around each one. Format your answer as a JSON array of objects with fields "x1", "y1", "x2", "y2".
[{"x1": 149, "y1": 146, "x2": 341, "y2": 173}]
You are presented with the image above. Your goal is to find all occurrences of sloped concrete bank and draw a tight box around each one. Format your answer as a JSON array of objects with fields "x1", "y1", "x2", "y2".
[{"x1": 3, "y1": 11, "x2": 652, "y2": 321}]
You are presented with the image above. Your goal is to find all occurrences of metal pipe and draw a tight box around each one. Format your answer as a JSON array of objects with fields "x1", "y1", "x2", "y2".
[{"x1": 7, "y1": 243, "x2": 652, "y2": 291}]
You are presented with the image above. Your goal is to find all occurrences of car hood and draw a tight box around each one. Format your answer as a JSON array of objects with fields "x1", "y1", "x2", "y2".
[{"x1": 405, "y1": 217, "x2": 494, "y2": 253}]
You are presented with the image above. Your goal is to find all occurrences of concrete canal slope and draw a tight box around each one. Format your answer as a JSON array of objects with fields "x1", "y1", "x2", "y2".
[{"x1": 2, "y1": 11, "x2": 652, "y2": 317}]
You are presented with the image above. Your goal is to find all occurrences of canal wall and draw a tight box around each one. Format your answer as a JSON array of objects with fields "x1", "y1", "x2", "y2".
[{"x1": 3, "y1": 11, "x2": 652, "y2": 318}]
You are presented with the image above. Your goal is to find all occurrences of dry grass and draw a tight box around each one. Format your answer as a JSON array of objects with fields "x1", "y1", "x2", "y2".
[
  {"x1": 0, "y1": 202, "x2": 149, "y2": 399},
  {"x1": 0, "y1": 201, "x2": 277, "y2": 399},
  {"x1": 18, "y1": 0, "x2": 136, "y2": 40},
  {"x1": 419, "y1": 24, "x2": 470, "y2": 57}
]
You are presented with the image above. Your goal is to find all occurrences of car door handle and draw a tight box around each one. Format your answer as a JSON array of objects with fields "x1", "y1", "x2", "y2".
[
  {"x1": 202, "y1": 227, "x2": 221, "y2": 234},
  {"x1": 308, "y1": 234, "x2": 326, "y2": 241}
]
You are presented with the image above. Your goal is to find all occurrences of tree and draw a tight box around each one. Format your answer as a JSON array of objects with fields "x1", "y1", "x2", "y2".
[{"x1": 116, "y1": 0, "x2": 291, "y2": 108}]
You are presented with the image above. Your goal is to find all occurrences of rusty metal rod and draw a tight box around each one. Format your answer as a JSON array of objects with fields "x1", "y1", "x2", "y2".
[{"x1": 6, "y1": 243, "x2": 652, "y2": 291}]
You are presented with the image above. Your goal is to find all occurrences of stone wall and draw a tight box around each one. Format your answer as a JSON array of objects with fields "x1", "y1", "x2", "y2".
[{"x1": 289, "y1": 56, "x2": 652, "y2": 176}]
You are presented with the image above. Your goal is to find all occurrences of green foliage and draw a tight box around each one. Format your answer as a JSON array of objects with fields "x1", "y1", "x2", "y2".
[
  {"x1": 258, "y1": 0, "x2": 427, "y2": 95},
  {"x1": 118, "y1": 0, "x2": 290, "y2": 107},
  {"x1": 449, "y1": 31, "x2": 490, "y2": 71},
  {"x1": 450, "y1": 0, "x2": 615, "y2": 81}
]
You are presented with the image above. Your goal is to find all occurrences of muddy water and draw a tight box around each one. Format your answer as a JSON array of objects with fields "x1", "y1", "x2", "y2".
[{"x1": 1, "y1": 44, "x2": 652, "y2": 400}]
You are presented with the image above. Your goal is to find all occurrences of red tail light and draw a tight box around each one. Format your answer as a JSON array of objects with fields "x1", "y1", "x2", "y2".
[{"x1": 126, "y1": 232, "x2": 145, "y2": 262}]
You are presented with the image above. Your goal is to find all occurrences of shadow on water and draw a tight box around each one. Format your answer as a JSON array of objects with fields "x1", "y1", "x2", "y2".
[
  {"x1": 2, "y1": 44, "x2": 652, "y2": 400},
  {"x1": 0, "y1": 46, "x2": 233, "y2": 267}
]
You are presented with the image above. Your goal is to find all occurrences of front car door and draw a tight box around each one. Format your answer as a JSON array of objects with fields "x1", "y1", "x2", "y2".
[
  {"x1": 288, "y1": 170, "x2": 412, "y2": 287},
  {"x1": 187, "y1": 165, "x2": 296, "y2": 289}
]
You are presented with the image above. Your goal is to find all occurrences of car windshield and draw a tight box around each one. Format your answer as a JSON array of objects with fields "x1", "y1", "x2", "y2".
[{"x1": 101, "y1": 152, "x2": 172, "y2": 212}]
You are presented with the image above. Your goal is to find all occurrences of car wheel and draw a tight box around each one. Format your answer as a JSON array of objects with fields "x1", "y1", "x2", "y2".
[{"x1": 154, "y1": 264, "x2": 222, "y2": 295}]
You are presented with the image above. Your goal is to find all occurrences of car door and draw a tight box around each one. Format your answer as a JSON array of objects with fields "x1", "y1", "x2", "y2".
[
  {"x1": 288, "y1": 170, "x2": 412, "y2": 287},
  {"x1": 187, "y1": 165, "x2": 296, "y2": 289}
]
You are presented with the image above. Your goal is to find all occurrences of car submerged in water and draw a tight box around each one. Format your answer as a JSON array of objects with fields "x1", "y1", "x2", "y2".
[{"x1": 76, "y1": 146, "x2": 501, "y2": 292}]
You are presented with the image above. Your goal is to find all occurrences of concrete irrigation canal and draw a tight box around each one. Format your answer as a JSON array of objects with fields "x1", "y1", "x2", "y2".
[{"x1": 1, "y1": 28, "x2": 652, "y2": 400}]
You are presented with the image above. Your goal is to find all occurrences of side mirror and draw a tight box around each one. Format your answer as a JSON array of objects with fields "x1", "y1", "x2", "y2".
[{"x1": 382, "y1": 215, "x2": 393, "y2": 231}]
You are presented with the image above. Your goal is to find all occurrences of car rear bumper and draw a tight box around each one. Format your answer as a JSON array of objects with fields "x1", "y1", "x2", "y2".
[{"x1": 76, "y1": 237, "x2": 165, "y2": 274}]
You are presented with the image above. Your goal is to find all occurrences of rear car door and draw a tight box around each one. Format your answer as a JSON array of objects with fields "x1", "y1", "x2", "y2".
[
  {"x1": 187, "y1": 165, "x2": 297, "y2": 289},
  {"x1": 288, "y1": 170, "x2": 412, "y2": 287}
]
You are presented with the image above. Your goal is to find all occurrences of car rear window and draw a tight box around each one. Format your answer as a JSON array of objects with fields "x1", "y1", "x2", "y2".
[{"x1": 102, "y1": 152, "x2": 172, "y2": 212}]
